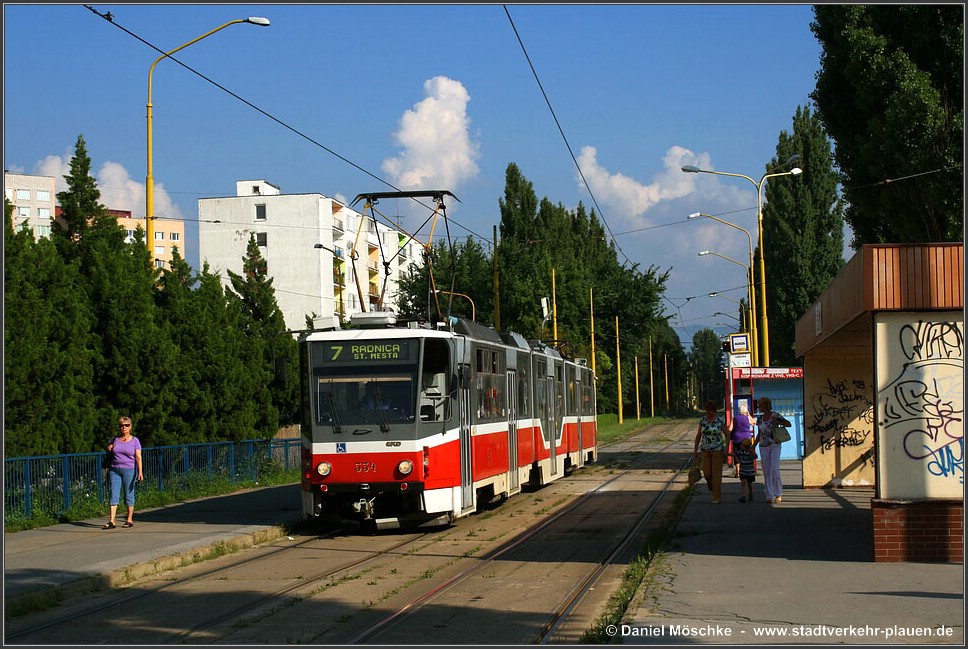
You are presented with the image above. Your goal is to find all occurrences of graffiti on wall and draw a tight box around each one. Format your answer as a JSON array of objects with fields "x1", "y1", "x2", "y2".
[
  {"x1": 879, "y1": 318, "x2": 964, "y2": 488},
  {"x1": 810, "y1": 377, "x2": 874, "y2": 460}
]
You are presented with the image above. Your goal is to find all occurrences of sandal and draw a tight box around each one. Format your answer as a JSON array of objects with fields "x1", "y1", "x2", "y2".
[
  {"x1": 103, "y1": 522, "x2": 116, "y2": 529},
  {"x1": 122, "y1": 521, "x2": 134, "y2": 528}
]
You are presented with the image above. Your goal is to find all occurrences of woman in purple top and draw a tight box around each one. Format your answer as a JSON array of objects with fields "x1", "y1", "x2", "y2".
[
  {"x1": 103, "y1": 416, "x2": 144, "y2": 529},
  {"x1": 730, "y1": 400, "x2": 756, "y2": 444},
  {"x1": 727, "y1": 400, "x2": 756, "y2": 477}
]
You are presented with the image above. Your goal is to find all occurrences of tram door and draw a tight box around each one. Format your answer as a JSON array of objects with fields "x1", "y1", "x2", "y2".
[
  {"x1": 506, "y1": 370, "x2": 519, "y2": 491},
  {"x1": 458, "y1": 363, "x2": 474, "y2": 511},
  {"x1": 575, "y1": 367, "x2": 584, "y2": 468},
  {"x1": 546, "y1": 371, "x2": 559, "y2": 478}
]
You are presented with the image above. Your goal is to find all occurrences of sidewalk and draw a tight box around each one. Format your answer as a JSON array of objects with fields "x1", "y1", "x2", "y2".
[
  {"x1": 621, "y1": 461, "x2": 964, "y2": 644},
  {"x1": 4, "y1": 484, "x2": 303, "y2": 612}
]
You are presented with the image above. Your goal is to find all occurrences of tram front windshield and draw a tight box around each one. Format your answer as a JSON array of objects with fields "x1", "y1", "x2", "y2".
[{"x1": 310, "y1": 339, "x2": 417, "y2": 427}]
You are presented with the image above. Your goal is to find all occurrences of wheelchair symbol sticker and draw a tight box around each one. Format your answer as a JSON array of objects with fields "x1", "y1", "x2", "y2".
[{"x1": 336, "y1": 442, "x2": 347, "y2": 453}]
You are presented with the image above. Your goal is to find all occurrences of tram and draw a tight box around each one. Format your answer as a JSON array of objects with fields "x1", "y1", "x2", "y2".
[{"x1": 298, "y1": 311, "x2": 597, "y2": 529}]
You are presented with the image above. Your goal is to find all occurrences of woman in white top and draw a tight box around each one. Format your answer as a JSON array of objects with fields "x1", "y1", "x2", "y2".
[{"x1": 753, "y1": 396, "x2": 791, "y2": 504}]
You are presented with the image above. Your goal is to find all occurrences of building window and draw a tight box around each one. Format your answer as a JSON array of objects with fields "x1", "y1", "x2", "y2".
[
  {"x1": 255, "y1": 204, "x2": 266, "y2": 221},
  {"x1": 256, "y1": 232, "x2": 267, "y2": 247},
  {"x1": 38, "y1": 207, "x2": 51, "y2": 219},
  {"x1": 37, "y1": 225, "x2": 51, "y2": 238},
  {"x1": 170, "y1": 232, "x2": 180, "y2": 241},
  {"x1": 37, "y1": 190, "x2": 50, "y2": 202},
  {"x1": 16, "y1": 189, "x2": 30, "y2": 200},
  {"x1": 154, "y1": 245, "x2": 166, "y2": 256},
  {"x1": 155, "y1": 259, "x2": 166, "y2": 269},
  {"x1": 252, "y1": 185, "x2": 261, "y2": 195},
  {"x1": 18, "y1": 207, "x2": 30, "y2": 219},
  {"x1": 126, "y1": 229, "x2": 137, "y2": 242},
  {"x1": 155, "y1": 231, "x2": 165, "y2": 240}
]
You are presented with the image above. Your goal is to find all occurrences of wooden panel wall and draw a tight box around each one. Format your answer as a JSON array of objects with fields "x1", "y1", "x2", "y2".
[
  {"x1": 797, "y1": 243, "x2": 963, "y2": 357},
  {"x1": 868, "y1": 243, "x2": 964, "y2": 310}
]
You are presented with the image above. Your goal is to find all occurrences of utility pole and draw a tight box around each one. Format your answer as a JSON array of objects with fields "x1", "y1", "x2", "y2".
[{"x1": 616, "y1": 315, "x2": 622, "y2": 424}]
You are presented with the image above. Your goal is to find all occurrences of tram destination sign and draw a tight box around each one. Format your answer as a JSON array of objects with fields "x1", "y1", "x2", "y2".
[{"x1": 320, "y1": 340, "x2": 416, "y2": 363}]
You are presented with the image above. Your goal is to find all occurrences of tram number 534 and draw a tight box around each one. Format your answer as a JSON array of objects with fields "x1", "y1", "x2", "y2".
[{"x1": 355, "y1": 462, "x2": 377, "y2": 473}]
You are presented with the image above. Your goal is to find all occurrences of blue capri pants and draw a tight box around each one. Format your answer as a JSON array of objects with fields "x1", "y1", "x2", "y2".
[{"x1": 109, "y1": 467, "x2": 137, "y2": 507}]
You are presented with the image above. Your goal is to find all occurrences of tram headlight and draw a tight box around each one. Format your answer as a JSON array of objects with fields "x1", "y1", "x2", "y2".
[
  {"x1": 315, "y1": 462, "x2": 332, "y2": 477},
  {"x1": 397, "y1": 459, "x2": 414, "y2": 475}
]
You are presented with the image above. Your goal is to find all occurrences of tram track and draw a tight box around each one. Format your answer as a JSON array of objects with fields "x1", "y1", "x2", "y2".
[
  {"x1": 5, "y1": 529, "x2": 436, "y2": 644},
  {"x1": 6, "y1": 421, "x2": 696, "y2": 645},
  {"x1": 346, "y1": 423, "x2": 695, "y2": 645}
]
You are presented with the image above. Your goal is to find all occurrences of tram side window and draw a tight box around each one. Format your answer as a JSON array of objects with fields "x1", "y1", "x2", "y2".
[
  {"x1": 581, "y1": 368, "x2": 595, "y2": 415},
  {"x1": 517, "y1": 352, "x2": 532, "y2": 418},
  {"x1": 555, "y1": 362, "x2": 564, "y2": 416},
  {"x1": 420, "y1": 339, "x2": 450, "y2": 422},
  {"x1": 475, "y1": 347, "x2": 506, "y2": 421},
  {"x1": 534, "y1": 357, "x2": 547, "y2": 420},
  {"x1": 566, "y1": 364, "x2": 578, "y2": 416}
]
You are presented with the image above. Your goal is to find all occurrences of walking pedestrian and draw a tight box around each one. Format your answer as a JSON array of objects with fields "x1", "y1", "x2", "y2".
[
  {"x1": 693, "y1": 400, "x2": 727, "y2": 504},
  {"x1": 734, "y1": 437, "x2": 757, "y2": 502},
  {"x1": 103, "y1": 416, "x2": 144, "y2": 529},
  {"x1": 754, "y1": 396, "x2": 791, "y2": 504},
  {"x1": 728, "y1": 400, "x2": 756, "y2": 477}
]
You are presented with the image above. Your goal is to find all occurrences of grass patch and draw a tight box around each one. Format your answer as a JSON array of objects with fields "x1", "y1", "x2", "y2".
[{"x1": 595, "y1": 414, "x2": 683, "y2": 446}]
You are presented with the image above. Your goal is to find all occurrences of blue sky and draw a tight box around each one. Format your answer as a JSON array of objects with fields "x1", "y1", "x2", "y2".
[{"x1": 4, "y1": 3, "x2": 829, "y2": 347}]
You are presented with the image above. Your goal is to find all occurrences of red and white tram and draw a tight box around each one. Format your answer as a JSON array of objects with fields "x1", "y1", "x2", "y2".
[{"x1": 299, "y1": 311, "x2": 597, "y2": 529}]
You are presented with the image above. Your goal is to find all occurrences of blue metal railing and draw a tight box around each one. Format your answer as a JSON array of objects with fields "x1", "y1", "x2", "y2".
[{"x1": 4, "y1": 438, "x2": 302, "y2": 524}]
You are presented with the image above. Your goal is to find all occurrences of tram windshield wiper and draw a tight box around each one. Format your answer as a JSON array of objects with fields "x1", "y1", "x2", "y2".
[
  {"x1": 374, "y1": 393, "x2": 391, "y2": 433},
  {"x1": 327, "y1": 392, "x2": 343, "y2": 434}
]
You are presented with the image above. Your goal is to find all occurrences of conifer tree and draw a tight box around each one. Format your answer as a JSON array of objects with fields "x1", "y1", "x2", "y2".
[
  {"x1": 762, "y1": 105, "x2": 845, "y2": 366},
  {"x1": 226, "y1": 234, "x2": 293, "y2": 434},
  {"x1": 4, "y1": 199, "x2": 99, "y2": 454}
]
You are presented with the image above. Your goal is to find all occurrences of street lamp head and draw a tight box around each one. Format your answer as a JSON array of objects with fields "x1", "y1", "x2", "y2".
[
  {"x1": 790, "y1": 167, "x2": 803, "y2": 176},
  {"x1": 708, "y1": 292, "x2": 718, "y2": 297},
  {"x1": 246, "y1": 16, "x2": 271, "y2": 26},
  {"x1": 681, "y1": 165, "x2": 701, "y2": 174},
  {"x1": 698, "y1": 250, "x2": 710, "y2": 256},
  {"x1": 688, "y1": 212, "x2": 702, "y2": 219}
]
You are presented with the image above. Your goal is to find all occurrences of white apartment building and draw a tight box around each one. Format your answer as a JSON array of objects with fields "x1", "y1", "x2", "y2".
[
  {"x1": 198, "y1": 180, "x2": 421, "y2": 331},
  {"x1": 4, "y1": 173, "x2": 56, "y2": 239}
]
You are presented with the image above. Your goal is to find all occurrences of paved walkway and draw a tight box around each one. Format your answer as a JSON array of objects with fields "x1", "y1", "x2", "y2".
[
  {"x1": 4, "y1": 484, "x2": 303, "y2": 611},
  {"x1": 620, "y1": 461, "x2": 964, "y2": 644}
]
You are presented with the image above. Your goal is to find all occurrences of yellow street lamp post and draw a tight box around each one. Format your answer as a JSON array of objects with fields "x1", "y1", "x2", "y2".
[
  {"x1": 682, "y1": 156, "x2": 801, "y2": 366},
  {"x1": 698, "y1": 250, "x2": 753, "y2": 345},
  {"x1": 146, "y1": 17, "x2": 270, "y2": 265},
  {"x1": 690, "y1": 212, "x2": 758, "y2": 365}
]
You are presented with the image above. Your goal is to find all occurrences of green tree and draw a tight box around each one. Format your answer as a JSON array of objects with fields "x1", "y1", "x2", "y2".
[
  {"x1": 810, "y1": 5, "x2": 963, "y2": 245},
  {"x1": 225, "y1": 234, "x2": 292, "y2": 435},
  {"x1": 4, "y1": 200, "x2": 99, "y2": 455},
  {"x1": 689, "y1": 328, "x2": 725, "y2": 408},
  {"x1": 396, "y1": 237, "x2": 493, "y2": 324},
  {"x1": 762, "y1": 105, "x2": 846, "y2": 366}
]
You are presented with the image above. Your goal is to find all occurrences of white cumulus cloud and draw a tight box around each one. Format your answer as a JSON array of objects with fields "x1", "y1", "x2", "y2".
[
  {"x1": 576, "y1": 145, "x2": 712, "y2": 223},
  {"x1": 33, "y1": 154, "x2": 182, "y2": 220},
  {"x1": 381, "y1": 76, "x2": 481, "y2": 191}
]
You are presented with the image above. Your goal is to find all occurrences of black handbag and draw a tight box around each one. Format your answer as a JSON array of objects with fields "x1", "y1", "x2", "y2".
[{"x1": 102, "y1": 438, "x2": 114, "y2": 469}]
